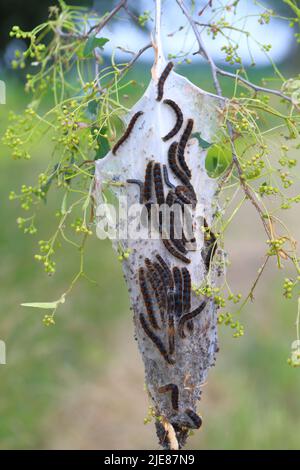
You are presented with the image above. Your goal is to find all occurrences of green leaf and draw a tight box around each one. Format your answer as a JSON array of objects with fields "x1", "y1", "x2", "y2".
[
  {"x1": 87, "y1": 100, "x2": 98, "y2": 116},
  {"x1": 21, "y1": 295, "x2": 65, "y2": 310},
  {"x1": 205, "y1": 143, "x2": 232, "y2": 177},
  {"x1": 21, "y1": 301, "x2": 59, "y2": 309},
  {"x1": 83, "y1": 36, "x2": 109, "y2": 57},
  {"x1": 95, "y1": 127, "x2": 111, "y2": 159},
  {"x1": 192, "y1": 132, "x2": 212, "y2": 149}
]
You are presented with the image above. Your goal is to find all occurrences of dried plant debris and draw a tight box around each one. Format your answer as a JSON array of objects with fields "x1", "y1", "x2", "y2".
[{"x1": 95, "y1": 55, "x2": 222, "y2": 448}]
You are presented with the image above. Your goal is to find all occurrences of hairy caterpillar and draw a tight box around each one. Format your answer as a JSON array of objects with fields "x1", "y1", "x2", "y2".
[
  {"x1": 162, "y1": 238, "x2": 191, "y2": 264},
  {"x1": 168, "y1": 142, "x2": 191, "y2": 187},
  {"x1": 127, "y1": 179, "x2": 144, "y2": 204},
  {"x1": 156, "y1": 61, "x2": 174, "y2": 102},
  {"x1": 112, "y1": 111, "x2": 144, "y2": 155},
  {"x1": 145, "y1": 258, "x2": 167, "y2": 320},
  {"x1": 173, "y1": 266, "x2": 183, "y2": 317},
  {"x1": 139, "y1": 314, "x2": 175, "y2": 365},
  {"x1": 153, "y1": 261, "x2": 169, "y2": 291},
  {"x1": 167, "y1": 313, "x2": 175, "y2": 356},
  {"x1": 182, "y1": 267, "x2": 191, "y2": 313},
  {"x1": 156, "y1": 254, "x2": 174, "y2": 289},
  {"x1": 175, "y1": 185, "x2": 196, "y2": 208},
  {"x1": 166, "y1": 190, "x2": 184, "y2": 208},
  {"x1": 163, "y1": 164, "x2": 175, "y2": 189},
  {"x1": 143, "y1": 160, "x2": 154, "y2": 203},
  {"x1": 177, "y1": 119, "x2": 193, "y2": 178},
  {"x1": 202, "y1": 218, "x2": 218, "y2": 271},
  {"x1": 178, "y1": 301, "x2": 207, "y2": 338},
  {"x1": 139, "y1": 267, "x2": 159, "y2": 330},
  {"x1": 162, "y1": 99, "x2": 184, "y2": 141},
  {"x1": 153, "y1": 162, "x2": 165, "y2": 205},
  {"x1": 170, "y1": 211, "x2": 187, "y2": 255},
  {"x1": 168, "y1": 142, "x2": 197, "y2": 204},
  {"x1": 167, "y1": 290, "x2": 175, "y2": 315},
  {"x1": 184, "y1": 409, "x2": 202, "y2": 429},
  {"x1": 158, "y1": 383, "x2": 179, "y2": 411}
]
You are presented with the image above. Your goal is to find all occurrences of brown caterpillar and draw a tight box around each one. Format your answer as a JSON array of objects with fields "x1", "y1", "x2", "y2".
[
  {"x1": 170, "y1": 211, "x2": 187, "y2": 255},
  {"x1": 163, "y1": 164, "x2": 175, "y2": 189},
  {"x1": 167, "y1": 290, "x2": 175, "y2": 315},
  {"x1": 167, "y1": 313, "x2": 175, "y2": 356},
  {"x1": 139, "y1": 314, "x2": 175, "y2": 365},
  {"x1": 182, "y1": 267, "x2": 191, "y2": 313},
  {"x1": 171, "y1": 235, "x2": 187, "y2": 256},
  {"x1": 153, "y1": 261, "x2": 168, "y2": 291},
  {"x1": 184, "y1": 409, "x2": 203, "y2": 429},
  {"x1": 177, "y1": 119, "x2": 194, "y2": 178},
  {"x1": 112, "y1": 111, "x2": 143, "y2": 155},
  {"x1": 178, "y1": 300, "x2": 207, "y2": 338},
  {"x1": 162, "y1": 238, "x2": 191, "y2": 264},
  {"x1": 205, "y1": 238, "x2": 217, "y2": 271},
  {"x1": 156, "y1": 61, "x2": 174, "y2": 101},
  {"x1": 168, "y1": 142, "x2": 197, "y2": 204},
  {"x1": 153, "y1": 162, "x2": 165, "y2": 205},
  {"x1": 127, "y1": 179, "x2": 144, "y2": 204},
  {"x1": 175, "y1": 185, "x2": 196, "y2": 208},
  {"x1": 152, "y1": 260, "x2": 167, "y2": 284},
  {"x1": 182, "y1": 267, "x2": 193, "y2": 332},
  {"x1": 143, "y1": 160, "x2": 154, "y2": 203},
  {"x1": 158, "y1": 383, "x2": 179, "y2": 411},
  {"x1": 173, "y1": 266, "x2": 183, "y2": 317},
  {"x1": 162, "y1": 99, "x2": 184, "y2": 142},
  {"x1": 203, "y1": 218, "x2": 218, "y2": 271},
  {"x1": 156, "y1": 254, "x2": 174, "y2": 289},
  {"x1": 168, "y1": 142, "x2": 191, "y2": 187},
  {"x1": 166, "y1": 190, "x2": 184, "y2": 208},
  {"x1": 139, "y1": 267, "x2": 159, "y2": 330},
  {"x1": 145, "y1": 258, "x2": 166, "y2": 319}
]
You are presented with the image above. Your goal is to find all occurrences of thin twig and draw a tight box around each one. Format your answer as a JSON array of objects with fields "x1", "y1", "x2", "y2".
[
  {"x1": 238, "y1": 255, "x2": 270, "y2": 311},
  {"x1": 176, "y1": 0, "x2": 222, "y2": 95},
  {"x1": 198, "y1": 1, "x2": 213, "y2": 17},
  {"x1": 96, "y1": 43, "x2": 152, "y2": 95},
  {"x1": 216, "y1": 68, "x2": 293, "y2": 104},
  {"x1": 118, "y1": 43, "x2": 152, "y2": 80},
  {"x1": 87, "y1": 0, "x2": 127, "y2": 36}
]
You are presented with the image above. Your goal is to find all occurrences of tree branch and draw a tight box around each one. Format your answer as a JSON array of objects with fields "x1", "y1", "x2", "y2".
[
  {"x1": 176, "y1": 0, "x2": 222, "y2": 95},
  {"x1": 87, "y1": 0, "x2": 127, "y2": 36},
  {"x1": 117, "y1": 43, "x2": 153, "y2": 80},
  {"x1": 216, "y1": 67, "x2": 293, "y2": 104},
  {"x1": 176, "y1": 0, "x2": 272, "y2": 238}
]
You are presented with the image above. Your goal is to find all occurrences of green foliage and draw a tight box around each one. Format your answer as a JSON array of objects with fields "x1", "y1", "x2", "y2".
[{"x1": 83, "y1": 36, "x2": 109, "y2": 57}]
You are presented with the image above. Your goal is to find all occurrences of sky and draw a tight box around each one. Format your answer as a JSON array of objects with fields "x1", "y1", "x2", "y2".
[{"x1": 100, "y1": 0, "x2": 295, "y2": 67}]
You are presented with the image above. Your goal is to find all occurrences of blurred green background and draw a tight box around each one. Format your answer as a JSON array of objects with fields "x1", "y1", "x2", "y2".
[{"x1": 0, "y1": 0, "x2": 300, "y2": 450}]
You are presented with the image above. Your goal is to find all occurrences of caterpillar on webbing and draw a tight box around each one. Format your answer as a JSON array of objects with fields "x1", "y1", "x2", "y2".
[
  {"x1": 162, "y1": 99, "x2": 183, "y2": 142},
  {"x1": 158, "y1": 383, "x2": 179, "y2": 411},
  {"x1": 112, "y1": 111, "x2": 143, "y2": 155},
  {"x1": 139, "y1": 314, "x2": 175, "y2": 365},
  {"x1": 178, "y1": 301, "x2": 207, "y2": 338},
  {"x1": 156, "y1": 62, "x2": 174, "y2": 102}
]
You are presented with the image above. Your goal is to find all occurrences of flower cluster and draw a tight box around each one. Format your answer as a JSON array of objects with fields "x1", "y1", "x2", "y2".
[
  {"x1": 43, "y1": 314, "x2": 55, "y2": 326},
  {"x1": 34, "y1": 240, "x2": 56, "y2": 275},
  {"x1": 218, "y1": 313, "x2": 244, "y2": 338}
]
